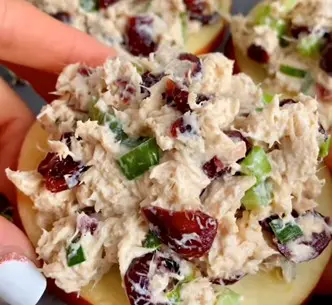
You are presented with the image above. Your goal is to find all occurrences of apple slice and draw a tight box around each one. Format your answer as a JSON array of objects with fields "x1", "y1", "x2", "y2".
[
  {"x1": 15, "y1": 121, "x2": 332, "y2": 305},
  {"x1": 185, "y1": 0, "x2": 232, "y2": 55}
]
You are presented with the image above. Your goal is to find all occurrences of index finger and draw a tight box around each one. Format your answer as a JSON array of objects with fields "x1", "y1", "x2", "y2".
[{"x1": 0, "y1": 0, "x2": 117, "y2": 74}]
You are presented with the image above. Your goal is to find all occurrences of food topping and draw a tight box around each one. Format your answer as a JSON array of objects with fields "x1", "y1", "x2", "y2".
[
  {"x1": 6, "y1": 47, "x2": 331, "y2": 301},
  {"x1": 30, "y1": 0, "x2": 223, "y2": 56},
  {"x1": 142, "y1": 207, "x2": 218, "y2": 259},
  {"x1": 232, "y1": 0, "x2": 332, "y2": 127}
]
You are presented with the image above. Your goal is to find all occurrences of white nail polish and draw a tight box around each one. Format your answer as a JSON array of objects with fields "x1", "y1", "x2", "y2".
[{"x1": 0, "y1": 252, "x2": 46, "y2": 305}]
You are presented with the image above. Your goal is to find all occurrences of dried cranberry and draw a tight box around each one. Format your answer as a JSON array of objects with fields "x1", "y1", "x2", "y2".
[
  {"x1": 164, "y1": 79, "x2": 190, "y2": 114},
  {"x1": 320, "y1": 43, "x2": 332, "y2": 76},
  {"x1": 184, "y1": 0, "x2": 220, "y2": 25},
  {"x1": 202, "y1": 156, "x2": 226, "y2": 179},
  {"x1": 273, "y1": 212, "x2": 332, "y2": 263},
  {"x1": 125, "y1": 253, "x2": 155, "y2": 305},
  {"x1": 290, "y1": 25, "x2": 310, "y2": 39},
  {"x1": 125, "y1": 16, "x2": 157, "y2": 57},
  {"x1": 178, "y1": 53, "x2": 202, "y2": 77},
  {"x1": 279, "y1": 98, "x2": 296, "y2": 107},
  {"x1": 38, "y1": 153, "x2": 87, "y2": 193},
  {"x1": 78, "y1": 66, "x2": 91, "y2": 76},
  {"x1": 224, "y1": 130, "x2": 252, "y2": 155},
  {"x1": 140, "y1": 71, "x2": 165, "y2": 98},
  {"x1": 77, "y1": 214, "x2": 99, "y2": 235},
  {"x1": 247, "y1": 44, "x2": 270, "y2": 64},
  {"x1": 142, "y1": 207, "x2": 218, "y2": 259},
  {"x1": 124, "y1": 251, "x2": 181, "y2": 305},
  {"x1": 316, "y1": 83, "x2": 332, "y2": 102},
  {"x1": 99, "y1": 0, "x2": 118, "y2": 9},
  {"x1": 115, "y1": 80, "x2": 136, "y2": 104},
  {"x1": 170, "y1": 117, "x2": 192, "y2": 137},
  {"x1": 51, "y1": 12, "x2": 71, "y2": 23}
]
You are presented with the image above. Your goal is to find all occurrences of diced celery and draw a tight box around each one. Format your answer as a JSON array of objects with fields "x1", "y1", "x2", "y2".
[
  {"x1": 240, "y1": 146, "x2": 272, "y2": 183},
  {"x1": 67, "y1": 243, "x2": 86, "y2": 267},
  {"x1": 263, "y1": 92, "x2": 274, "y2": 104},
  {"x1": 215, "y1": 289, "x2": 243, "y2": 305},
  {"x1": 300, "y1": 72, "x2": 314, "y2": 95},
  {"x1": 281, "y1": 0, "x2": 298, "y2": 12},
  {"x1": 298, "y1": 35, "x2": 324, "y2": 57},
  {"x1": 241, "y1": 181, "x2": 273, "y2": 210},
  {"x1": 167, "y1": 285, "x2": 181, "y2": 304},
  {"x1": 319, "y1": 136, "x2": 331, "y2": 159},
  {"x1": 133, "y1": 63, "x2": 145, "y2": 75},
  {"x1": 143, "y1": 231, "x2": 161, "y2": 249},
  {"x1": 118, "y1": 138, "x2": 161, "y2": 180},
  {"x1": 180, "y1": 12, "x2": 188, "y2": 42},
  {"x1": 88, "y1": 98, "x2": 105, "y2": 124},
  {"x1": 167, "y1": 274, "x2": 195, "y2": 304},
  {"x1": 272, "y1": 19, "x2": 287, "y2": 37},
  {"x1": 254, "y1": 4, "x2": 272, "y2": 26},
  {"x1": 270, "y1": 219, "x2": 304, "y2": 244},
  {"x1": 279, "y1": 65, "x2": 307, "y2": 78}
]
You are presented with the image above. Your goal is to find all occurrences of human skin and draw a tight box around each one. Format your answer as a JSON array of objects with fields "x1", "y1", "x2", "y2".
[{"x1": 0, "y1": 0, "x2": 115, "y2": 284}]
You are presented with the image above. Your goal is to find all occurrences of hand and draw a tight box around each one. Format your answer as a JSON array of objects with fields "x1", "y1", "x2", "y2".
[
  {"x1": 0, "y1": 1, "x2": 116, "y2": 303},
  {"x1": 0, "y1": 0, "x2": 116, "y2": 102}
]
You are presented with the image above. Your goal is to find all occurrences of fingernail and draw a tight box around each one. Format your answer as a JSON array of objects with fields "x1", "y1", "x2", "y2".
[{"x1": 0, "y1": 252, "x2": 46, "y2": 305}]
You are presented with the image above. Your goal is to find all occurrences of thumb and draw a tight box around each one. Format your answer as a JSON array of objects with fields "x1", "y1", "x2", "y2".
[
  {"x1": 0, "y1": 216, "x2": 46, "y2": 305},
  {"x1": 0, "y1": 80, "x2": 46, "y2": 304},
  {"x1": 0, "y1": 78, "x2": 34, "y2": 204}
]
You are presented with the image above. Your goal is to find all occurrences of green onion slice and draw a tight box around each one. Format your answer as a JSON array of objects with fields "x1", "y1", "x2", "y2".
[
  {"x1": 241, "y1": 181, "x2": 273, "y2": 210},
  {"x1": 89, "y1": 100, "x2": 144, "y2": 144},
  {"x1": 180, "y1": 12, "x2": 188, "y2": 42},
  {"x1": 279, "y1": 65, "x2": 307, "y2": 78},
  {"x1": 215, "y1": 288, "x2": 243, "y2": 305},
  {"x1": 240, "y1": 146, "x2": 272, "y2": 183},
  {"x1": 143, "y1": 231, "x2": 161, "y2": 249},
  {"x1": 300, "y1": 72, "x2": 315, "y2": 95},
  {"x1": 67, "y1": 243, "x2": 86, "y2": 267},
  {"x1": 319, "y1": 136, "x2": 331, "y2": 159},
  {"x1": 118, "y1": 138, "x2": 161, "y2": 180},
  {"x1": 270, "y1": 219, "x2": 304, "y2": 244},
  {"x1": 298, "y1": 35, "x2": 324, "y2": 57},
  {"x1": 167, "y1": 274, "x2": 195, "y2": 304},
  {"x1": 263, "y1": 92, "x2": 274, "y2": 104}
]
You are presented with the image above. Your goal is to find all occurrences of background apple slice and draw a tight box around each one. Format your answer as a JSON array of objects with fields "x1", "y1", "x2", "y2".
[
  {"x1": 185, "y1": 0, "x2": 232, "y2": 55},
  {"x1": 15, "y1": 121, "x2": 332, "y2": 305}
]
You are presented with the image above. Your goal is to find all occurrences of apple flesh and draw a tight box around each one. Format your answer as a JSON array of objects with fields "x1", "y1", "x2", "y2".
[
  {"x1": 185, "y1": 0, "x2": 232, "y2": 55},
  {"x1": 15, "y1": 121, "x2": 332, "y2": 305}
]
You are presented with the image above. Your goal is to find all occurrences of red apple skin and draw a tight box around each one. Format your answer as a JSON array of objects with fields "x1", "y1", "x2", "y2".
[{"x1": 195, "y1": 23, "x2": 230, "y2": 55}]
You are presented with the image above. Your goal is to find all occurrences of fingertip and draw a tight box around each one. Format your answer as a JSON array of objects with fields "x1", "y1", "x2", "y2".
[{"x1": 0, "y1": 216, "x2": 38, "y2": 264}]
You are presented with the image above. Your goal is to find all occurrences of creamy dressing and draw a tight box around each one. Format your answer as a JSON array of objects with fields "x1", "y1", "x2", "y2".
[
  {"x1": 28, "y1": 0, "x2": 222, "y2": 51},
  {"x1": 232, "y1": 0, "x2": 332, "y2": 129},
  {"x1": 6, "y1": 46, "x2": 329, "y2": 299}
]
